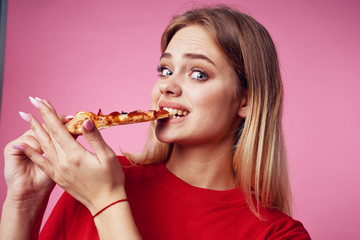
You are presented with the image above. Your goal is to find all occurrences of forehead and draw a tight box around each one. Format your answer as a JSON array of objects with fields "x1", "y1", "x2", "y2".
[{"x1": 165, "y1": 25, "x2": 224, "y2": 61}]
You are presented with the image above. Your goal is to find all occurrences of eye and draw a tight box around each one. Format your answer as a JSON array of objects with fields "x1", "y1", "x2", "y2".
[
  {"x1": 157, "y1": 66, "x2": 173, "y2": 77},
  {"x1": 189, "y1": 69, "x2": 208, "y2": 80}
]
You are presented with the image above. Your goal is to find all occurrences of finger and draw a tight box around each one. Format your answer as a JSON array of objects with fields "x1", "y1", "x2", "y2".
[
  {"x1": 59, "y1": 115, "x2": 78, "y2": 140},
  {"x1": 82, "y1": 119, "x2": 115, "y2": 161},
  {"x1": 30, "y1": 97, "x2": 75, "y2": 133},
  {"x1": 33, "y1": 97, "x2": 56, "y2": 112},
  {"x1": 23, "y1": 113, "x2": 76, "y2": 166},
  {"x1": 20, "y1": 112, "x2": 59, "y2": 162},
  {"x1": 34, "y1": 98, "x2": 82, "y2": 153},
  {"x1": 20, "y1": 142, "x2": 55, "y2": 179},
  {"x1": 6, "y1": 134, "x2": 43, "y2": 158}
]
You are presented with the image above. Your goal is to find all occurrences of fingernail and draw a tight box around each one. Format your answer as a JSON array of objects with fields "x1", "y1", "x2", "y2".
[
  {"x1": 35, "y1": 97, "x2": 51, "y2": 108},
  {"x1": 83, "y1": 119, "x2": 94, "y2": 131},
  {"x1": 12, "y1": 144, "x2": 25, "y2": 151},
  {"x1": 35, "y1": 97, "x2": 47, "y2": 105},
  {"x1": 42, "y1": 153, "x2": 48, "y2": 159},
  {"x1": 29, "y1": 96, "x2": 40, "y2": 108},
  {"x1": 64, "y1": 115, "x2": 75, "y2": 120},
  {"x1": 19, "y1": 111, "x2": 32, "y2": 123}
]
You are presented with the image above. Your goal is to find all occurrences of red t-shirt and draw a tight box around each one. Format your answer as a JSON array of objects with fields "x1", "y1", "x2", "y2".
[{"x1": 40, "y1": 156, "x2": 310, "y2": 239}]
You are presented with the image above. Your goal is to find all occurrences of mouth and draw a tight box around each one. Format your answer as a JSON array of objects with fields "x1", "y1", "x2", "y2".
[
  {"x1": 158, "y1": 101, "x2": 190, "y2": 119},
  {"x1": 162, "y1": 107, "x2": 189, "y2": 118}
]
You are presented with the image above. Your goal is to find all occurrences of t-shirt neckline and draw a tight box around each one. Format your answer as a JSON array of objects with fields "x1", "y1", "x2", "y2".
[{"x1": 152, "y1": 162, "x2": 247, "y2": 205}]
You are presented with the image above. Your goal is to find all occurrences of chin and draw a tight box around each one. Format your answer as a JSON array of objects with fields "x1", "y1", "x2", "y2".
[
  {"x1": 155, "y1": 136, "x2": 172, "y2": 144},
  {"x1": 155, "y1": 129, "x2": 175, "y2": 144}
]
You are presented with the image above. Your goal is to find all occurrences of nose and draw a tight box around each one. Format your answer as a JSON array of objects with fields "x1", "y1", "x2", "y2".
[{"x1": 159, "y1": 78, "x2": 182, "y2": 97}]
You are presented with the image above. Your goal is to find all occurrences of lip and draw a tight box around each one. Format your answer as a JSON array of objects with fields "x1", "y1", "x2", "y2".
[
  {"x1": 157, "y1": 100, "x2": 190, "y2": 124},
  {"x1": 158, "y1": 100, "x2": 190, "y2": 113}
]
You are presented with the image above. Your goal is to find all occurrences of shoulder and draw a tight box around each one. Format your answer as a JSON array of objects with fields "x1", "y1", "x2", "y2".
[{"x1": 256, "y1": 208, "x2": 311, "y2": 239}]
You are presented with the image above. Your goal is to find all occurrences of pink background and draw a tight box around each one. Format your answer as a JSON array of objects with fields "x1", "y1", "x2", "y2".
[{"x1": 1, "y1": 0, "x2": 359, "y2": 239}]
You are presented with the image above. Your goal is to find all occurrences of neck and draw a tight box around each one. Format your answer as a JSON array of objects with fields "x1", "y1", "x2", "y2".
[{"x1": 166, "y1": 139, "x2": 236, "y2": 191}]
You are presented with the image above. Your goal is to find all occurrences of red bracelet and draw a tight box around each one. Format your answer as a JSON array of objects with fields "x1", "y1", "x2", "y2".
[{"x1": 92, "y1": 199, "x2": 128, "y2": 218}]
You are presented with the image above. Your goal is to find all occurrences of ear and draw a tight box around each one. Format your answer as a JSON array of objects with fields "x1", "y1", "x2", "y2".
[{"x1": 238, "y1": 95, "x2": 248, "y2": 118}]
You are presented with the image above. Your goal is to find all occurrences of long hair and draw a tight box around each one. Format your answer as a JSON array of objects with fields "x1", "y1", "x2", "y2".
[{"x1": 126, "y1": 5, "x2": 291, "y2": 218}]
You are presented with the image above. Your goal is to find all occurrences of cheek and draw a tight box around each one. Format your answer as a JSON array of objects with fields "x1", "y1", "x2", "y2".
[
  {"x1": 191, "y1": 87, "x2": 234, "y2": 110},
  {"x1": 190, "y1": 86, "x2": 240, "y2": 130}
]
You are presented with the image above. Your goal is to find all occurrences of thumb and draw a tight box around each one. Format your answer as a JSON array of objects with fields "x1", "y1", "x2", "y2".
[{"x1": 82, "y1": 119, "x2": 115, "y2": 160}]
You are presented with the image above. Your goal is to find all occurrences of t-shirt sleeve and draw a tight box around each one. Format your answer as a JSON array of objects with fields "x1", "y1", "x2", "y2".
[
  {"x1": 39, "y1": 191, "x2": 74, "y2": 239},
  {"x1": 258, "y1": 218, "x2": 311, "y2": 240},
  {"x1": 39, "y1": 191, "x2": 99, "y2": 240}
]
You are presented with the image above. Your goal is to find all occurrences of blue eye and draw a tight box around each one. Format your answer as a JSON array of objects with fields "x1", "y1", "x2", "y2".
[
  {"x1": 162, "y1": 69, "x2": 172, "y2": 76},
  {"x1": 157, "y1": 66, "x2": 173, "y2": 77},
  {"x1": 190, "y1": 70, "x2": 207, "y2": 80}
]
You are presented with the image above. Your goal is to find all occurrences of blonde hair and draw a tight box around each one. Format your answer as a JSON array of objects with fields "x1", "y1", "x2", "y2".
[{"x1": 126, "y1": 5, "x2": 291, "y2": 218}]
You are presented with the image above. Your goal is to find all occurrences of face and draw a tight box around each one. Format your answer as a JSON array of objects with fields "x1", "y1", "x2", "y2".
[{"x1": 152, "y1": 25, "x2": 245, "y2": 147}]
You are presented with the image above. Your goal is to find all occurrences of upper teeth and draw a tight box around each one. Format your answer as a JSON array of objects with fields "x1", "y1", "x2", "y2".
[{"x1": 163, "y1": 107, "x2": 188, "y2": 117}]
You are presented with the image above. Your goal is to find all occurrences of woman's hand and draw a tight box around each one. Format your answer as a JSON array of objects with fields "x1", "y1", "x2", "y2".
[
  {"x1": 1, "y1": 113, "x2": 69, "y2": 240},
  {"x1": 17, "y1": 97, "x2": 126, "y2": 215},
  {"x1": 4, "y1": 130, "x2": 55, "y2": 209}
]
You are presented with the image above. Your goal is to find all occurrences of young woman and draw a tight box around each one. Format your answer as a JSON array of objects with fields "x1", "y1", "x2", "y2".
[{"x1": 0, "y1": 6, "x2": 310, "y2": 239}]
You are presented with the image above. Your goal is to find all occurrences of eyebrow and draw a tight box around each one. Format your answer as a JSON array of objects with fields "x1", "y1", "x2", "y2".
[{"x1": 160, "y1": 52, "x2": 215, "y2": 66}]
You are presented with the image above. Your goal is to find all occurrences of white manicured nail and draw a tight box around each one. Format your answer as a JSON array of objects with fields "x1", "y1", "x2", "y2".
[
  {"x1": 19, "y1": 111, "x2": 32, "y2": 123},
  {"x1": 29, "y1": 96, "x2": 40, "y2": 108}
]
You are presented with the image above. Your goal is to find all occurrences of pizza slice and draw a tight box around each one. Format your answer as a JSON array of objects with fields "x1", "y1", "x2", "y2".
[{"x1": 65, "y1": 109, "x2": 169, "y2": 135}]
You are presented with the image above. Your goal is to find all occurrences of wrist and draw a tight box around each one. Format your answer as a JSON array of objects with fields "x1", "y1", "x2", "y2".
[
  {"x1": 92, "y1": 196, "x2": 141, "y2": 239},
  {"x1": 1, "y1": 196, "x2": 49, "y2": 240},
  {"x1": 87, "y1": 187, "x2": 128, "y2": 216},
  {"x1": 92, "y1": 199, "x2": 128, "y2": 218},
  {"x1": 4, "y1": 190, "x2": 51, "y2": 217}
]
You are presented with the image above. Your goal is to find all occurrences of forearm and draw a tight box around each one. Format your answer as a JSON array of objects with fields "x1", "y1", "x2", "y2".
[
  {"x1": 0, "y1": 197, "x2": 49, "y2": 240},
  {"x1": 93, "y1": 199, "x2": 141, "y2": 240}
]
